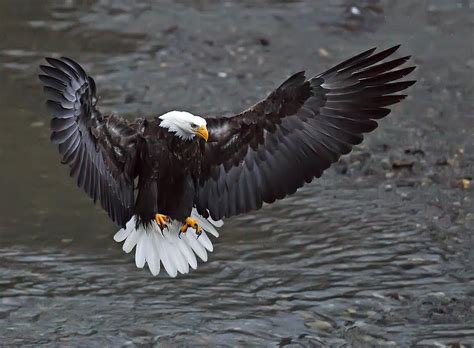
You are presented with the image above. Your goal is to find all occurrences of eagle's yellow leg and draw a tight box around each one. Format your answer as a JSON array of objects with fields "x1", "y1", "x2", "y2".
[
  {"x1": 155, "y1": 214, "x2": 170, "y2": 230},
  {"x1": 179, "y1": 217, "x2": 203, "y2": 239}
]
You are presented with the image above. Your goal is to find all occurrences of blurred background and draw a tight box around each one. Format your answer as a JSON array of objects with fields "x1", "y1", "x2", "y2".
[{"x1": 0, "y1": 0, "x2": 473, "y2": 346}]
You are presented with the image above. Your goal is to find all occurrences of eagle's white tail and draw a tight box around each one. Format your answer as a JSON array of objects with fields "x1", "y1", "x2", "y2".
[{"x1": 113, "y1": 208, "x2": 222, "y2": 277}]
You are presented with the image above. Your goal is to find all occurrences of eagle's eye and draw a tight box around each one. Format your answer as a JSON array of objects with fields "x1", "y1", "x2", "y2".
[{"x1": 191, "y1": 123, "x2": 198, "y2": 129}]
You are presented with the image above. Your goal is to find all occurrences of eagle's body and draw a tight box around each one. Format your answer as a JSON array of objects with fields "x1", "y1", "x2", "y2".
[
  {"x1": 136, "y1": 118, "x2": 204, "y2": 223},
  {"x1": 39, "y1": 45, "x2": 415, "y2": 277}
]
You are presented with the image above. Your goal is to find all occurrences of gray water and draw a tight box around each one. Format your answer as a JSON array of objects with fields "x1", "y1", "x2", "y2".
[{"x1": 1, "y1": 0, "x2": 473, "y2": 346}]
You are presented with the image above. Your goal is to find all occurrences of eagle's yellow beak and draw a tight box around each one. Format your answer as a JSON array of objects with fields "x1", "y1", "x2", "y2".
[{"x1": 196, "y1": 125, "x2": 209, "y2": 142}]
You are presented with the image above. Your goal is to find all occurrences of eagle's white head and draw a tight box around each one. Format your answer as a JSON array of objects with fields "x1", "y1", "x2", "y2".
[{"x1": 159, "y1": 111, "x2": 208, "y2": 141}]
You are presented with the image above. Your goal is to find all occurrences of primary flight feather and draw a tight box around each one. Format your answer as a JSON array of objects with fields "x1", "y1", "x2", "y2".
[{"x1": 39, "y1": 45, "x2": 415, "y2": 277}]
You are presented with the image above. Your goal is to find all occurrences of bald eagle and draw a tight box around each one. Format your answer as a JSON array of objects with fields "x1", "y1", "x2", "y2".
[{"x1": 39, "y1": 45, "x2": 415, "y2": 277}]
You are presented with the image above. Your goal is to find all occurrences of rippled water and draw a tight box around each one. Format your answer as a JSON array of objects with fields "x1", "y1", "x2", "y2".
[{"x1": 1, "y1": 0, "x2": 473, "y2": 346}]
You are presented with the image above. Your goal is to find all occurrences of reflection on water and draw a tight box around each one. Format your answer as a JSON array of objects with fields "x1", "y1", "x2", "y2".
[{"x1": 1, "y1": 0, "x2": 473, "y2": 346}]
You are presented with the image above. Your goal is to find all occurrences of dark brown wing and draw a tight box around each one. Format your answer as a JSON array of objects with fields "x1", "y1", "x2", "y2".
[
  {"x1": 39, "y1": 57, "x2": 141, "y2": 227},
  {"x1": 195, "y1": 45, "x2": 416, "y2": 220}
]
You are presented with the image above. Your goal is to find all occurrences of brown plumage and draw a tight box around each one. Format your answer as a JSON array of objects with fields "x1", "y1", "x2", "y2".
[
  {"x1": 196, "y1": 45, "x2": 416, "y2": 220},
  {"x1": 39, "y1": 45, "x2": 416, "y2": 228}
]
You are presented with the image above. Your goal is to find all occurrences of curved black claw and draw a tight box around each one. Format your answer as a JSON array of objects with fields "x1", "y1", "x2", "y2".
[
  {"x1": 188, "y1": 221, "x2": 203, "y2": 239},
  {"x1": 195, "y1": 226, "x2": 203, "y2": 239},
  {"x1": 159, "y1": 224, "x2": 169, "y2": 236}
]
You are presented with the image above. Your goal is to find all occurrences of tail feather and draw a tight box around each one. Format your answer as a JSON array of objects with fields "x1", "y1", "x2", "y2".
[{"x1": 113, "y1": 209, "x2": 222, "y2": 277}]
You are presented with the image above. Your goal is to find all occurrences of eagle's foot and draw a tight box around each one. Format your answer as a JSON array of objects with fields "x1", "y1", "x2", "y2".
[
  {"x1": 179, "y1": 217, "x2": 203, "y2": 239},
  {"x1": 155, "y1": 214, "x2": 170, "y2": 231}
]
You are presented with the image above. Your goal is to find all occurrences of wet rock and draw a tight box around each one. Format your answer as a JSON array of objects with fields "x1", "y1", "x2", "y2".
[
  {"x1": 278, "y1": 336, "x2": 292, "y2": 346},
  {"x1": 454, "y1": 178, "x2": 471, "y2": 189},
  {"x1": 350, "y1": 6, "x2": 361, "y2": 16},
  {"x1": 306, "y1": 319, "x2": 333, "y2": 331},
  {"x1": 257, "y1": 37, "x2": 270, "y2": 46},
  {"x1": 404, "y1": 148, "x2": 425, "y2": 156},
  {"x1": 447, "y1": 342, "x2": 464, "y2": 348},
  {"x1": 391, "y1": 160, "x2": 415, "y2": 170},
  {"x1": 425, "y1": 292, "x2": 451, "y2": 305},
  {"x1": 77, "y1": 329, "x2": 98, "y2": 336},
  {"x1": 346, "y1": 308, "x2": 357, "y2": 315},
  {"x1": 386, "y1": 292, "x2": 405, "y2": 301}
]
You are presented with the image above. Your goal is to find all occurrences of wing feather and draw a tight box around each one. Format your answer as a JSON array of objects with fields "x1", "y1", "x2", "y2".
[
  {"x1": 196, "y1": 46, "x2": 416, "y2": 220},
  {"x1": 40, "y1": 57, "x2": 140, "y2": 227}
]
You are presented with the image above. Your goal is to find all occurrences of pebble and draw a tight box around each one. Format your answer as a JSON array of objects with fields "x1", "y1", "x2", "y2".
[
  {"x1": 350, "y1": 6, "x2": 361, "y2": 15},
  {"x1": 306, "y1": 319, "x2": 333, "y2": 331},
  {"x1": 346, "y1": 308, "x2": 357, "y2": 315},
  {"x1": 258, "y1": 38, "x2": 270, "y2": 46},
  {"x1": 392, "y1": 160, "x2": 415, "y2": 169},
  {"x1": 318, "y1": 47, "x2": 330, "y2": 57},
  {"x1": 461, "y1": 179, "x2": 470, "y2": 189}
]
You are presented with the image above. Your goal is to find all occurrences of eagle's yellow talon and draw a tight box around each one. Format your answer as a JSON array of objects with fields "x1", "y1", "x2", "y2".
[
  {"x1": 179, "y1": 217, "x2": 202, "y2": 238},
  {"x1": 155, "y1": 213, "x2": 169, "y2": 230}
]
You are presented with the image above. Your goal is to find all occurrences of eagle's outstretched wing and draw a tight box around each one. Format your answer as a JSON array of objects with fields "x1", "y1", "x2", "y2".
[
  {"x1": 39, "y1": 58, "x2": 140, "y2": 227},
  {"x1": 196, "y1": 45, "x2": 416, "y2": 220}
]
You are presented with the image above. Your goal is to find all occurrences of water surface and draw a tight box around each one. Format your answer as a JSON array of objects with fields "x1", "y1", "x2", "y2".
[{"x1": 1, "y1": 0, "x2": 473, "y2": 346}]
